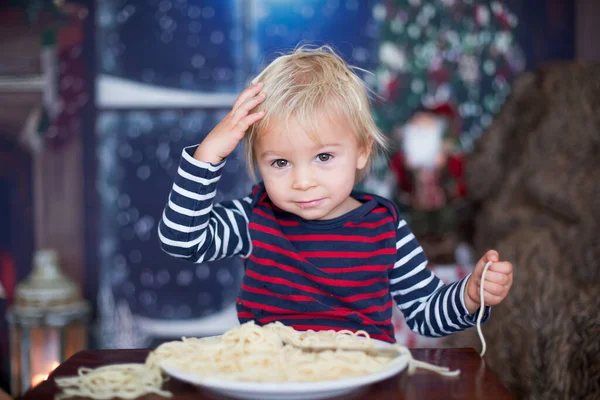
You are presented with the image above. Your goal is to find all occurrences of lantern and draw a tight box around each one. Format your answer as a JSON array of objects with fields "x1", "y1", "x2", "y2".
[{"x1": 6, "y1": 249, "x2": 90, "y2": 397}]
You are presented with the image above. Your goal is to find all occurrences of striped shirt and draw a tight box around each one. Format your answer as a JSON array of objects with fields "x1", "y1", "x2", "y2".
[{"x1": 158, "y1": 147, "x2": 488, "y2": 342}]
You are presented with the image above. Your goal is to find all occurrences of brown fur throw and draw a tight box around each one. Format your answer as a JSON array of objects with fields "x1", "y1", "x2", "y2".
[{"x1": 445, "y1": 63, "x2": 600, "y2": 399}]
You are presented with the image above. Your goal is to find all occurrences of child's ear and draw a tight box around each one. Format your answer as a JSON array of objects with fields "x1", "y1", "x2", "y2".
[{"x1": 356, "y1": 137, "x2": 374, "y2": 170}]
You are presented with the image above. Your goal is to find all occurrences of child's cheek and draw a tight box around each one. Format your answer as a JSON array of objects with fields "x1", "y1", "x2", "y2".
[
  {"x1": 316, "y1": 158, "x2": 338, "y2": 171},
  {"x1": 260, "y1": 165, "x2": 289, "y2": 180},
  {"x1": 262, "y1": 170, "x2": 292, "y2": 195}
]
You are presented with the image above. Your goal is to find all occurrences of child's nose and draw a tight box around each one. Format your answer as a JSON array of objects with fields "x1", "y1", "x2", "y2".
[{"x1": 291, "y1": 166, "x2": 316, "y2": 191}]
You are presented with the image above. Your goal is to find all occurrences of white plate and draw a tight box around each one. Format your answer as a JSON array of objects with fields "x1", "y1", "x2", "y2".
[{"x1": 160, "y1": 340, "x2": 408, "y2": 400}]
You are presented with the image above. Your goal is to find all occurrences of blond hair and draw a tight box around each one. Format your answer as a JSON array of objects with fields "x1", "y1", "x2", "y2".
[{"x1": 244, "y1": 45, "x2": 387, "y2": 180}]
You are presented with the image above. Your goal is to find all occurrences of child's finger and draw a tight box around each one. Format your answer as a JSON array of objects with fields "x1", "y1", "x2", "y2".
[
  {"x1": 474, "y1": 250, "x2": 498, "y2": 275},
  {"x1": 236, "y1": 91, "x2": 266, "y2": 116},
  {"x1": 482, "y1": 291, "x2": 504, "y2": 306},
  {"x1": 489, "y1": 261, "x2": 512, "y2": 275},
  {"x1": 475, "y1": 280, "x2": 506, "y2": 296},
  {"x1": 233, "y1": 82, "x2": 263, "y2": 109},
  {"x1": 235, "y1": 111, "x2": 265, "y2": 132},
  {"x1": 478, "y1": 270, "x2": 510, "y2": 286},
  {"x1": 483, "y1": 250, "x2": 499, "y2": 263}
]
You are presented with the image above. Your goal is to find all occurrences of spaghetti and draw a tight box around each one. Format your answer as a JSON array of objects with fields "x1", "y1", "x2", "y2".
[
  {"x1": 154, "y1": 321, "x2": 396, "y2": 383},
  {"x1": 53, "y1": 267, "x2": 495, "y2": 399},
  {"x1": 54, "y1": 357, "x2": 171, "y2": 400},
  {"x1": 477, "y1": 261, "x2": 493, "y2": 357}
]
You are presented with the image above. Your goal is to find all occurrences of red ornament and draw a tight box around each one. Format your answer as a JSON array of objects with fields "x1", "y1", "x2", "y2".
[{"x1": 386, "y1": 77, "x2": 401, "y2": 101}]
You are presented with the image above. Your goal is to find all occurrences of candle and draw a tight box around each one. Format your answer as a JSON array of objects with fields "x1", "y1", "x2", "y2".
[{"x1": 30, "y1": 361, "x2": 60, "y2": 387}]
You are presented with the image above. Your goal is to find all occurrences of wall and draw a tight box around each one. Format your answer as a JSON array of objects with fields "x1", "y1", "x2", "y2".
[{"x1": 576, "y1": 0, "x2": 600, "y2": 62}]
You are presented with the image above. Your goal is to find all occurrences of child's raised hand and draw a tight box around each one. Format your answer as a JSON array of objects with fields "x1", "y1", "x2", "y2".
[
  {"x1": 194, "y1": 82, "x2": 266, "y2": 164},
  {"x1": 464, "y1": 250, "x2": 513, "y2": 314}
]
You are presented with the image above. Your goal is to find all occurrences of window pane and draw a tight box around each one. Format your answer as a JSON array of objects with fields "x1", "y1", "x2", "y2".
[
  {"x1": 251, "y1": 0, "x2": 380, "y2": 73},
  {"x1": 95, "y1": 109, "x2": 250, "y2": 347},
  {"x1": 97, "y1": 0, "x2": 245, "y2": 92}
]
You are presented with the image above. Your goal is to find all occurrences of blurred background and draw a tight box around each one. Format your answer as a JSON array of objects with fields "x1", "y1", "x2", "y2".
[{"x1": 1, "y1": 0, "x2": 599, "y2": 398}]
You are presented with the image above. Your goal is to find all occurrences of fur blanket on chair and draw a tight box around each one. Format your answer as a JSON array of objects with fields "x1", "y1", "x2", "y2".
[{"x1": 445, "y1": 63, "x2": 600, "y2": 399}]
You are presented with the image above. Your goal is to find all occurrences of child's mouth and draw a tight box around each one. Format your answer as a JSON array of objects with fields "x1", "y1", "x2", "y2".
[{"x1": 295, "y1": 199, "x2": 324, "y2": 209}]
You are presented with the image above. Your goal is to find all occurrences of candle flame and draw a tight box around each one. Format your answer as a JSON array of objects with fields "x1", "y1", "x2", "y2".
[{"x1": 31, "y1": 361, "x2": 61, "y2": 387}]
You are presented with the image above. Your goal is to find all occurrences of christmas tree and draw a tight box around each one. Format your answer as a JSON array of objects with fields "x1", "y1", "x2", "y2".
[{"x1": 362, "y1": 0, "x2": 525, "y2": 198}]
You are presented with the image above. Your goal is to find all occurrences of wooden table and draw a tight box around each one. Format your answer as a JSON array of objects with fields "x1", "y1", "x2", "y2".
[{"x1": 22, "y1": 348, "x2": 514, "y2": 400}]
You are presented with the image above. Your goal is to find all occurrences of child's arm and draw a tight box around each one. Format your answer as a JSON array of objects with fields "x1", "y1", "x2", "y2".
[
  {"x1": 158, "y1": 82, "x2": 266, "y2": 262},
  {"x1": 389, "y1": 219, "x2": 490, "y2": 337},
  {"x1": 157, "y1": 147, "x2": 253, "y2": 262}
]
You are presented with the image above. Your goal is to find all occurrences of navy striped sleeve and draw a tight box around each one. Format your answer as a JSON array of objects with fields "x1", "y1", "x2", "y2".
[
  {"x1": 158, "y1": 145, "x2": 253, "y2": 263},
  {"x1": 389, "y1": 217, "x2": 490, "y2": 337}
]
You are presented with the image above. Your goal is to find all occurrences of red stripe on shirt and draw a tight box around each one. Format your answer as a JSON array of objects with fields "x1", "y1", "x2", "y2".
[
  {"x1": 341, "y1": 287, "x2": 390, "y2": 302},
  {"x1": 253, "y1": 208, "x2": 300, "y2": 226},
  {"x1": 259, "y1": 192, "x2": 268, "y2": 203},
  {"x1": 344, "y1": 216, "x2": 394, "y2": 229},
  {"x1": 238, "y1": 311, "x2": 255, "y2": 319},
  {"x1": 249, "y1": 222, "x2": 395, "y2": 243},
  {"x1": 249, "y1": 255, "x2": 388, "y2": 287},
  {"x1": 390, "y1": 204, "x2": 397, "y2": 222},
  {"x1": 238, "y1": 299, "x2": 385, "y2": 326},
  {"x1": 319, "y1": 264, "x2": 391, "y2": 273},
  {"x1": 252, "y1": 240, "x2": 305, "y2": 261},
  {"x1": 245, "y1": 269, "x2": 389, "y2": 305},
  {"x1": 299, "y1": 248, "x2": 396, "y2": 259},
  {"x1": 258, "y1": 314, "x2": 349, "y2": 324},
  {"x1": 241, "y1": 283, "x2": 316, "y2": 302},
  {"x1": 238, "y1": 299, "x2": 347, "y2": 317},
  {"x1": 288, "y1": 232, "x2": 394, "y2": 243},
  {"x1": 338, "y1": 299, "x2": 393, "y2": 314},
  {"x1": 245, "y1": 269, "x2": 331, "y2": 297}
]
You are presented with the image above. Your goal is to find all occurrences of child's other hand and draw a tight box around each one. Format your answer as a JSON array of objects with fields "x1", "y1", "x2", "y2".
[
  {"x1": 194, "y1": 82, "x2": 266, "y2": 164},
  {"x1": 464, "y1": 250, "x2": 513, "y2": 314}
]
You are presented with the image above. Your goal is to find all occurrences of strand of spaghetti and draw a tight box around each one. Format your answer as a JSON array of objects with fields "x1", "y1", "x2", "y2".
[
  {"x1": 477, "y1": 261, "x2": 493, "y2": 357},
  {"x1": 53, "y1": 360, "x2": 171, "y2": 400}
]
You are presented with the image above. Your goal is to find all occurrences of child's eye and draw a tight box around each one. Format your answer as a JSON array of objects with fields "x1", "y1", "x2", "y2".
[
  {"x1": 316, "y1": 153, "x2": 332, "y2": 162},
  {"x1": 271, "y1": 159, "x2": 289, "y2": 168}
]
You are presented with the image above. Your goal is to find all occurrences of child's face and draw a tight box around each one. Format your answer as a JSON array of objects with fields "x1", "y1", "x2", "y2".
[{"x1": 254, "y1": 114, "x2": 369, "y2": 220}]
